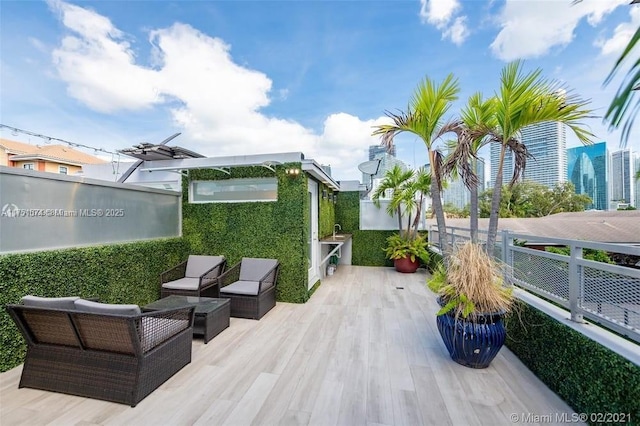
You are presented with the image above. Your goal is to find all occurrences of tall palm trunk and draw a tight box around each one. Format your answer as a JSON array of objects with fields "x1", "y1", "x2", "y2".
[
  {"x1": 412, "y1": 193, "x2": 424, "y2": 239},
  {"x1": 469, "y1": 157, "x2": 479, "y2": 243},
  {"x1": 429, "y1": 150, "x2": 449, "y2": 255},
  {"x1": 397, "y1": 205, "x2": 403, "y2": 236},
  {"x1": 486, "y1": 144, "x2": 506, "y2": 254}
]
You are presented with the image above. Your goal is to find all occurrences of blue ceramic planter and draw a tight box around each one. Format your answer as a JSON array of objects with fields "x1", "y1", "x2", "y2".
[{"x1": 436, "y1": 303, "x2": 507, "y2": 369}]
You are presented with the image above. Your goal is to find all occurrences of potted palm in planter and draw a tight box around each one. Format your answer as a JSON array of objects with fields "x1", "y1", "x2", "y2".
[
  {"x1": 373, "y1": 165, "x2": 431, "y2": 273},
  {"x1": 384, "y1": 233, "x2": 429, "y2": 273},
  {"x1": 428, "y1": 241, "x2": 514, "y2": 368}
]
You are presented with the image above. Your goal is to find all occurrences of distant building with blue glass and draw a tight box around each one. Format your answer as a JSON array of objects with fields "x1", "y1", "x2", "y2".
[{"x1": 567, "y1": 142, "x2": 608, "y2": 210}]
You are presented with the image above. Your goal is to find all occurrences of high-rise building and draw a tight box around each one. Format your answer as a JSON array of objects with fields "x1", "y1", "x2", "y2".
[
  {"x1": 634, "y1": 153, "x2": 640, "y2": 208},
  {"x1": 490, "y1": 122, "x2": 566, "y2": 188},
  {"x1": 442, "y1": 157, "x2": 486, "y2": 210},
  {"x1": 369, "y1": 144, "x2": 396, "y2": 161},
  {"x1": 567, "y1": 142, "x2": 608, "y2": 210},
  {"x1": 363, "y1": 144, "x2": 405, "y2": 184},
  {"x1": 610, "y1": 148, "x2": 636, "y2": 208}
]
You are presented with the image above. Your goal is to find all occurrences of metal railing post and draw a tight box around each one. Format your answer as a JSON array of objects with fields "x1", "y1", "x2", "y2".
[
  {"x1": 569, "y1": 243, "x2": 584, "y2": 323},
  {"x1": 501, "y1": 229, "x2": 509, "y2": 264}
]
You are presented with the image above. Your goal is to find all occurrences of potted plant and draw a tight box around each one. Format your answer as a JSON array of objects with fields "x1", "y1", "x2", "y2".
[
  {"x1": 428, "y1": 241, "x2": 514, "y2": 368},
  {"x1": 384, "y1": 233, "x2": 429, "y2": 273},
  {"x1": 372, "y1": 165, "x2": 431, "y2": 273}
]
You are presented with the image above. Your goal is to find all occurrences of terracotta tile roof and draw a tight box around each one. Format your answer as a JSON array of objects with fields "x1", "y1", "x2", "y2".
[
  {"x1": 0, "y1": 138, "x2": 33, "y2": 154},
  {"x1": 0, "y1": 138, "x2": 106, "y2": 165},
  {"x1": 445, "y1": 210, "x2": 640, "y2": 244}
]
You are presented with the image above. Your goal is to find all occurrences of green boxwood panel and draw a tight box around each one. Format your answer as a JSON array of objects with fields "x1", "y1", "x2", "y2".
[
  {"x1": 183, "y1": 165, "x2": 309, "y2": 304},
  {"x1": 505, "y1": 302, "x2": 640, "y2": 423},
  {"x1": 0, "y1": 237, "x2": 189, "y2": 372},
  {"x1": 319, "y1": 183, "x2": 336, "y2": 239},
  {"x1": 335, "y1": 191, "x2": 359, "y2": 232},
  {"x1": 351, "y1": 230, "x2": 395, "y2": 267}
]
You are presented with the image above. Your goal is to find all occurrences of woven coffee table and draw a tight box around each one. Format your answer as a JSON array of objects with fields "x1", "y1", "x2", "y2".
[{"x1": 144, "y1": 296, "x2": 230, "y2": 343}]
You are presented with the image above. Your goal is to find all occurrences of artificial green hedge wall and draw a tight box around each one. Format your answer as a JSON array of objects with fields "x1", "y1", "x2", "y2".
[
  {"x1": 183, "y1": 164, "x2": 310, "y2": 303},
  {"x1": 336, "y1": 191, "x2": 395, "y2": 267},
  {"x1": 319, "y1": 183, "x2": 336, "y2": 239},
  {"x1": 335, "y1": 191, "x2": 360, "y2": 232},
  {"x1": 506, "y1": 302, "x2": 640, "y2": 424},
  {"x1": 0, "y1": 237, "x2": 189, "y2": 373},
  {"x1": 351, "y1": 230, "x2": 395, "y2": 267}
]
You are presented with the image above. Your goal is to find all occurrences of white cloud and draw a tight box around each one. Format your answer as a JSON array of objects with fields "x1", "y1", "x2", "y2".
[
  {"x1": 48, "y1": 1, "x2": 387, "y2": 180},
  {"x1": 419, "y1": 0, "x2": 459, "y2": 26},
  {"x1": 595, "y1": 6, "x2": 640, "y2": 56},
  {"x1": 443, "y1": 16, "x2": 469, "y2": 46},
  {"x1": 419, "y1": 0, "x2": 469, "y2": 45},
  {"x1": 490, "y1": 0, "x2": 627, "y2": 61},
  {"x1": 49, "y1": 0, "x2": 160, "y2": 112}
]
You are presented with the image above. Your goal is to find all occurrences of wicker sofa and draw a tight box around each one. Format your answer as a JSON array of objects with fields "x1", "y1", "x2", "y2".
[{"x1": 6, "y1": 296, "x2": 195, "y2": 407}]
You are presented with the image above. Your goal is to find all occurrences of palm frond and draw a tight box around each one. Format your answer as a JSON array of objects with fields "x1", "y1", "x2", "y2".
[{"x1": 506, "y1": 138, "x2": 533, "y2": 187}]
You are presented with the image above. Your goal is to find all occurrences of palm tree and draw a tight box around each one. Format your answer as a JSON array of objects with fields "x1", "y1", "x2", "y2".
[
  {"x1": 573, "y1": 0, "x2": 639, "y2": 148},
  {"x1": 604, "y1": 23, "x2": 639, "y2": 148},
  {"x1": 372, "y1": 74, "x2": 460, "y2": 255},
  {"x1": 445, "y1": 93, "x2": 496, "y2": 243},
  {"x1": 485, "y1": 61, "x2": 594, "y2": 254},
  {"x1": 409, "y1": 167, "x2": 431, "y2": 238},
  {"x1": 371, "y1": 165, "x2": 414, "y2": 234}
]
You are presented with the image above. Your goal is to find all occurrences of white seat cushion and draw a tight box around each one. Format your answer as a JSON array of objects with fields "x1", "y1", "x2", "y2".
[
  {"x1": 21, "y1": 295, "x2": 79, "y2": 310},
  {"x1": 161, "y1": 277, "x2": 200, "y2": 290},
  {"x1": 74, "y1": 299, "x2": 141, "y2": 315},
  {"x1": 239, "y1": 258, "x2": 278, "y2": 281},
  {"x1": 185, "y1": 255, "x2": 224, "y2": 278},
  {"x1": 220, "y1": 280, "x2": 274, "y2": 296}
]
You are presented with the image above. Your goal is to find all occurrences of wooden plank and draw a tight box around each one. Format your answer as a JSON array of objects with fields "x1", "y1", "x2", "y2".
[
  {"x1": 222, "y1": 372, "x2": 279, "y2": 426},
  {"x1": 307, "y1": 379, "x2": 343, "y2": 426},
  {"x1": 366, "y1": 342, "x2": 394, "y2": 425},
  {"x1": 0, "y1": 265, "x2": 584, "y2": 425}
]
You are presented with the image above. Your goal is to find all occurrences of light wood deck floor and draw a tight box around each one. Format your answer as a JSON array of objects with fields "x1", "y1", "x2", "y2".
[{"x1": 0, "y1": 266, "x2": 580, "y2": 426}]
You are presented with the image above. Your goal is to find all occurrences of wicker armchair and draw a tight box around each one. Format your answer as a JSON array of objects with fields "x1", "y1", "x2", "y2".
[
  {"x1": 161, "y1": 255, "x2": 226, "y2": 298},
  {"x1": 218, "y1": 258, "x2": 280, "y2": 320}
]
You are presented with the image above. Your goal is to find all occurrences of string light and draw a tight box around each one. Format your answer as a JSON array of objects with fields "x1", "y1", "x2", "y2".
[{"x1": 0, "y1": 124, "x2": 121, "y2": 157}]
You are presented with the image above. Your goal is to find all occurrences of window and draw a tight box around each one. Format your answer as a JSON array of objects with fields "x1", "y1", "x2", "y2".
[
  {"x1": 22, "y1": 163, "x2": 34, "y2": 170},
  {"x1": 59, "y1": 166, "x2": 68, "y2": 175},
  {"x1": 190, "y1": 178, "x2": 278, "y2": 203}
]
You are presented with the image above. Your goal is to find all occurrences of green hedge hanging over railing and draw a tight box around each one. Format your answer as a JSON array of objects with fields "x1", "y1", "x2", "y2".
[
  {"x1": 506, "y1": 302, "x2": 640, "y2": 423},
  {"x1": 0, "y1": 237, "x2": 189, "y2": 372}
]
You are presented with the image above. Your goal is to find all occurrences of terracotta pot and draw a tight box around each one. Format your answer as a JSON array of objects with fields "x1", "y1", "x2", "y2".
[{"x1": 394, "y1": 256, "x2": 420, "y2": 273}]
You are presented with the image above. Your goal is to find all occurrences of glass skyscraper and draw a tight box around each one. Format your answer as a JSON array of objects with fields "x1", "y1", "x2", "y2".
[
  {"x1": 491, "y1": 122, "x2": 566, "y2": 188},
  {"x1": 442, "y1": 157, "x2": 485, "y2": 209},
  {"x1": 610, "y1": 148, "x2": 636, "y2": 208},
  {"x1": 567, "y1": 142, "x2": 608, "y2": 210}
]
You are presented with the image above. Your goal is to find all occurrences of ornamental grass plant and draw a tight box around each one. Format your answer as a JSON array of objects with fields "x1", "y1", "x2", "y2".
[{"x1": 428, "y1": 241, "x2": 514, "y2": 320}]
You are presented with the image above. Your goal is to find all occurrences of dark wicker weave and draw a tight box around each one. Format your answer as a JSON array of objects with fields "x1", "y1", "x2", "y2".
[
  {"x1": 218, "y1": 258, "x2": 280, "y2": 320},
  {"x1": 160, "y1": 256, "x2": 226, "y2": 298},
  {"x1": 6, "y1": 304, "x2": 195, "y2": 407}
]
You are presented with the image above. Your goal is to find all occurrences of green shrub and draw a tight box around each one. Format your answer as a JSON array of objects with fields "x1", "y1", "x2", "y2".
[
  {"x1": 0, "y1": 237, "x2": 189, "y2": 372},
  {"x1": 506, "y1": 301, "x2": 640, "y2": 424}
]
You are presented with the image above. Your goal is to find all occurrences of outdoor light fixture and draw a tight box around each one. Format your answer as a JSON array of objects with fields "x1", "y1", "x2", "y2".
[
  {"x1": 333, "y1": 194, "x2": 338, "y2": 204},
  {"x1": 322, "y1": 190, "x2": 328, "y2": 200},
  {"x1": 285, "y1": 168, "x2": 301, "y2": 177}
]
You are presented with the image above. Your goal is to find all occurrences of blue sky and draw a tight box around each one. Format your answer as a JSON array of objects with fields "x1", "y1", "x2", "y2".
[{"x1": 1, "y1": 0, "x2": 638, "y2": 181}]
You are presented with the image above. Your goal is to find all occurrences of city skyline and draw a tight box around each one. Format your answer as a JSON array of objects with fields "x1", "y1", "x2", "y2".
[{"x1": 1, "y1": 1, "x2": 638, "y2": 182}]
